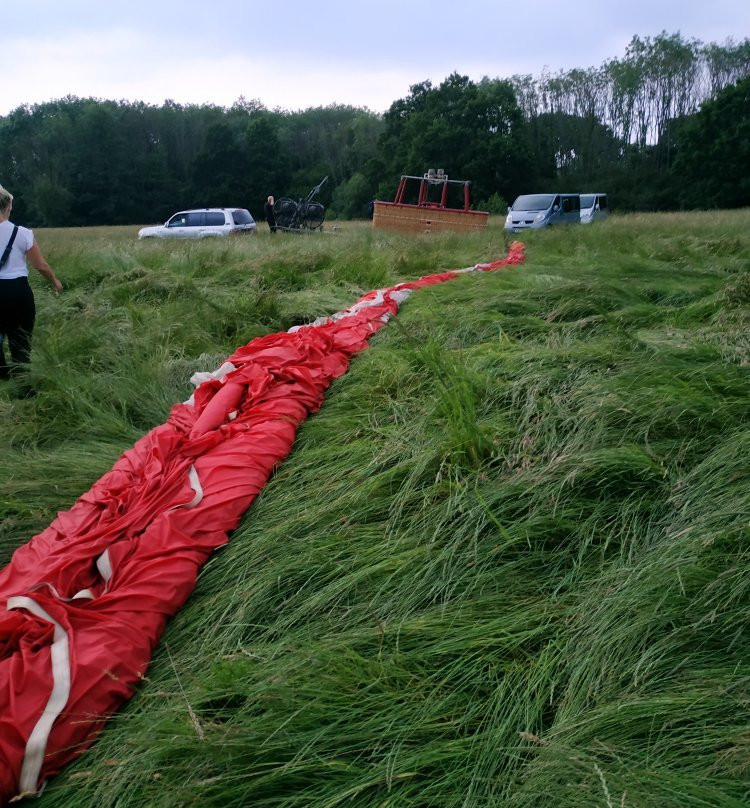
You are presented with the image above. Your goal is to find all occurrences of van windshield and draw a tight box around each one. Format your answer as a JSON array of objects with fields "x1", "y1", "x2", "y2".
[
  {"x1": 580, "y1": 195, "x2": 596, "y2": 209},
  {"x1": 512, "y1": 194, "x2": 555, "y2": 211}
]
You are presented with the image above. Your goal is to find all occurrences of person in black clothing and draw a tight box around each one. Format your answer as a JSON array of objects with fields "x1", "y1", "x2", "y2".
[
  {"x1": 264, "y1": 195, "x2": 277, "y2": 234},
  {"x1": 0, "y1": 184, "x2": 62, "y2": 380}
]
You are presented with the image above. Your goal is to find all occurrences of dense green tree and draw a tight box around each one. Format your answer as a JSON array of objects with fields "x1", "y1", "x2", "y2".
[
  {"x1": 379, "y1": 73, "x2": 532, "y2": 207},
  {"x1": 244, "y1": 111, "x2": 291, "y2": 219},
  {"x1": 329, "y1": 171, "x2": 371, "y2": 219},
  {"x1": 672, "y1": 76, "x2": 750, "y2": 209},
  {"x1": 276, "y1": 105, "x2": 384, "y2": 210},
  {"x1": 703, "y1": 38, "x2": 750, "y2": 96},
  {"x1": 527, "y1": 111, "x2": 622, "y2": 187},
  {"x1": 189, "y1": 121, "x2": 250, "y2": 209},
  {"x1": 66, "y1": 103, "x2": 127, "y2": 224},
  {"x1": 0, "y1": 100, "x2": 76, "y2": 224},
  {"x1": 510, "y1": 33, "x2": 748, "y2": 209}
]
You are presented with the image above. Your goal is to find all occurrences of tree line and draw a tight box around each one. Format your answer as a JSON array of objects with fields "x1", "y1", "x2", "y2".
[{"x1": 0, "y1": 31, "x2": 748, "y2": 227}]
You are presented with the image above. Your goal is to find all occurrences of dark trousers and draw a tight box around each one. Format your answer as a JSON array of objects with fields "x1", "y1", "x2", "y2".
[{"x1": 0, "y1": 277, "x2": 36, "y2": 378}]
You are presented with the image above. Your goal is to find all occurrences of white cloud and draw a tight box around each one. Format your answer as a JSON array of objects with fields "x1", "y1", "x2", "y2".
[
  {"x1": 2, "y1": 1, "x2": 748, "y2": 116},
  {"x1": 4, "y1": 29, "x2": 163, "y2": 110},
  {"x1": 2, "y1": 29, "x2": 459, "y2": 114}
]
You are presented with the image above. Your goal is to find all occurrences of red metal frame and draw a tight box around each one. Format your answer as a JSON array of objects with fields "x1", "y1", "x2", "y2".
[{"x1": 393, "y1": 171, "x2": 473, "y2": 212}]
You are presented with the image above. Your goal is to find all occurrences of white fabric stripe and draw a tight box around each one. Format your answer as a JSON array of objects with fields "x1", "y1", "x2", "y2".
[
  {"x1": 185, "y1": 465, "x2": 203, "y2": 508},
  {"x1": 289, "y1": 287, "x2": 417, "y2": 334},
  {"x1": 287, "y1": 259, "x2": 506, "y2": 335},
  {"x1": 30, "y1": 581, "x2": 96, "y2": 603},
  {"x1": 7, "y1": 596, "x2": 71, "y2": 798},
  {"x1": 96, "y1": 549, "x2": 112, "y2": 584},
  {"x1": 390, "y1": 289, "x2": 413, "y2": 304},
  {"x1": 184, "y1": 361, "x2": 238, "y2": 405},
  {"x1": 345, "y1": 289, "x2": 386, "y2": 314},
  {"x1": 29, "y1": 551, "x2": 112, "y2": 602},
  {"x1": 166, "y1": 465, "x2": 203, "y2": 512}
]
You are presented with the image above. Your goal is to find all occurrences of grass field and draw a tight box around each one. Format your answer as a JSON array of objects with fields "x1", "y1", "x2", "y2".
[{"x1": 2, "y1": 211, "x2": 750, "y2": 807}]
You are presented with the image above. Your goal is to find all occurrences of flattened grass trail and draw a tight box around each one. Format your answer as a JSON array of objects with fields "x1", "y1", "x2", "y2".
[{"x1": 1, "y1": 212, "x2": 749, "y2": 807}]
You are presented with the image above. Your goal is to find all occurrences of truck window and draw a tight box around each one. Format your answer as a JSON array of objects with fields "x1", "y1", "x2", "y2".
[{"x1": 204, "y1": 211, "x2": 226, "y2": 226}]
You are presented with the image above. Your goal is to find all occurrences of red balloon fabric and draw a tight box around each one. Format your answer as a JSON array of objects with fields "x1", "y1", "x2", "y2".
[{"x1": 0, "y1": 243, "x2": 524, "y2": 804}]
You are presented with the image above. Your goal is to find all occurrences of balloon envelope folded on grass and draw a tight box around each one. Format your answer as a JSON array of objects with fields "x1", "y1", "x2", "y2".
[{"x1": 0, "y1": 242, "x2": 524, "y2": 805}]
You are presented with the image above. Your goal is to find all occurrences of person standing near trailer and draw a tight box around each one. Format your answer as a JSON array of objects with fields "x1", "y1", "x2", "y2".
[{"x1": 264, "y1": 195, "x2": 277, "y2": 234}]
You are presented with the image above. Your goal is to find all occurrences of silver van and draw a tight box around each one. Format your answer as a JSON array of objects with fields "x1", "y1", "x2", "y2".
[
  {"x1": 580, "y1": 193, "x2": 608, "y2": 224},
  {"x1": 504, "y1": 193, "x2": 581, "y2": 232}
]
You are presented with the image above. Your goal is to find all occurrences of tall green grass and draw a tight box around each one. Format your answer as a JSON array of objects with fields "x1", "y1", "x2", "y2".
[{"x1": 2, "y1": 212, "x2": 750, "y2": 807}]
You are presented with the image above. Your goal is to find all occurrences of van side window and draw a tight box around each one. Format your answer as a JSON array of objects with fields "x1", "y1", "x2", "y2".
[
  {"x1": 185, "y1": 212, "x2": 204, "y2": 227},
  {"x1": 599, "y1": 196, "x2": 607, "y2": 210},
  {"x1": 562, "y1": 197, "x2": 572, "y2": 213}
]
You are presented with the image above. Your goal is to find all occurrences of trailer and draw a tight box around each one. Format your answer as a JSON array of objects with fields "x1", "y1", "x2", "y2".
[
  {"x1": 273, "y1": 176, "x2": 328, "y2": 233},
  {"x1": 373, "y1": 169, "x2": 489, "y2": 234}
]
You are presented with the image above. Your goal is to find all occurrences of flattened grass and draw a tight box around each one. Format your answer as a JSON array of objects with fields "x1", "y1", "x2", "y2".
[{"x1": 1, "y1": 212, "x2": 749, "y2": 806}]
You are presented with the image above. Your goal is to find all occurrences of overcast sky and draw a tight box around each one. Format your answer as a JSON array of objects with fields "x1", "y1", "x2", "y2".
[{"x1": 2, "y1": 0, "x2": 748, "y2": 116}]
